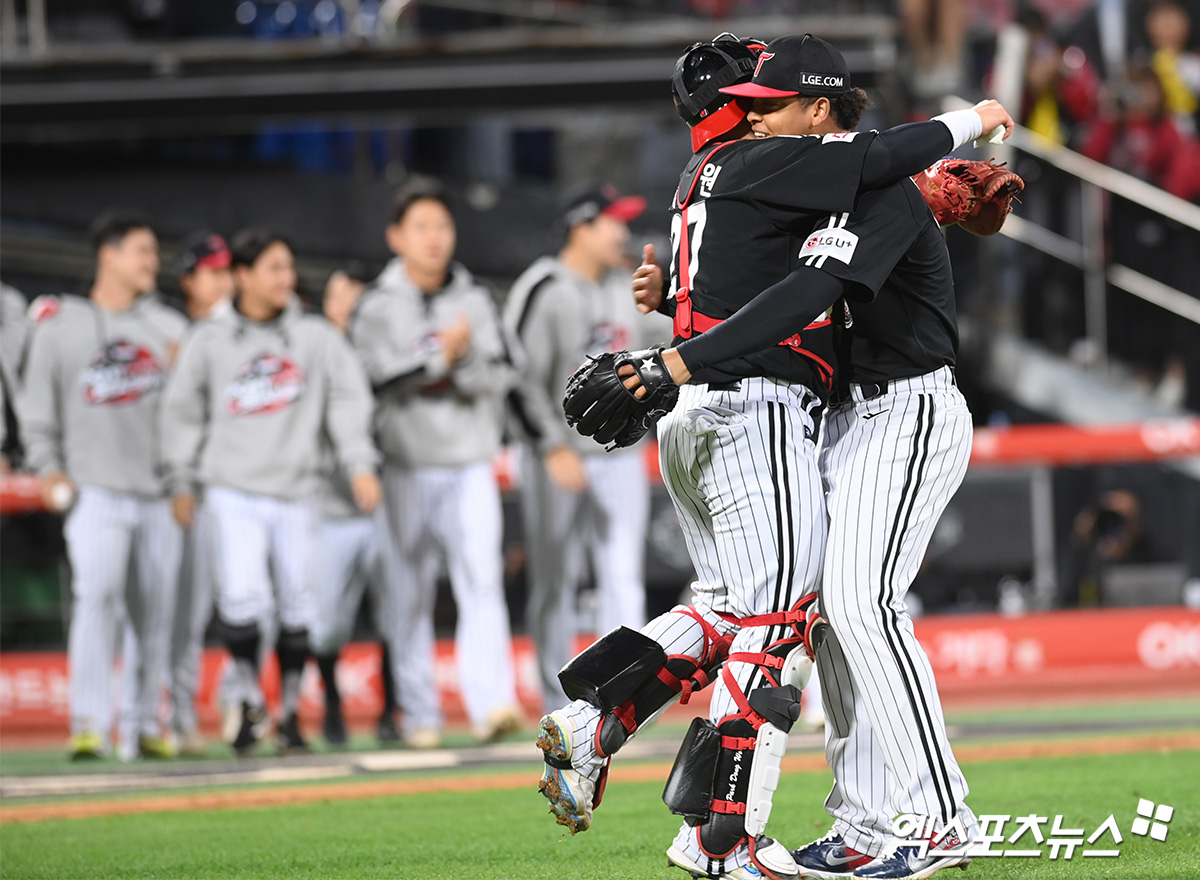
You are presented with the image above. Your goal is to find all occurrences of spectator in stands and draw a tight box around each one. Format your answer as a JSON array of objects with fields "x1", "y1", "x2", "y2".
[
  {"x1": 1059, "y1": 489, "x2": 1153, "y2": 607},
  {"x1": 1144, "y1": 0, "x2": 1200, "y2": 134},
  {"x1": 902, "y1": 0, "x2": 968, "y2": 98},
  {"x1": 1080, "y1": 65, "x2": 1186, "y2": 186},
  {"x1": 1013, "y1": 6, "x2": 1100, "y2": 147},
  {"x1": 349, "y1": 182, "x2": 523, "y2": 748}
]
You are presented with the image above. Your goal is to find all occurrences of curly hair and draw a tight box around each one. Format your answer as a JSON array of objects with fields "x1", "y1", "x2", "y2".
[{"x1": 799, "y1": 87, "x2": 872, "y2": 131}]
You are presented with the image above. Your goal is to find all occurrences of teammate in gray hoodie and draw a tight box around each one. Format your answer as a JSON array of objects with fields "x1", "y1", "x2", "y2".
[
  {"x1": 504, "y1": 186, "x2": 672, "y2": 712},
  {"x1": 21, "y1": 210, "x2": 187, "y2": 760},
  {"x1": 349, "y1": 182, "x2": 522, "y2": 747},
  {"x1": 161, "y1": 228, "x2": 380, "y2": 755}
]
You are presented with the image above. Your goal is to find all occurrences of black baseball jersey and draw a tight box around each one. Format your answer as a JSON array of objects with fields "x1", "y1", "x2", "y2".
[
  {"x1": 805, "y1": 180, "x2": 958, "y2": 385},
  {"x1": 666, "y1": 131, "x2": 877, "y2": 396}
]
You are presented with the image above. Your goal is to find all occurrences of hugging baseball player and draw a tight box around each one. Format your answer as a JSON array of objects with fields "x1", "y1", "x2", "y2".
[{"x1": 549, "y1": 32, "x2": 1019, "y2": 880}]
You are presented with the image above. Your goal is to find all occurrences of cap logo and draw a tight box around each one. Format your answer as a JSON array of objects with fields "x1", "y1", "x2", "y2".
[
  {"x1": 753, "y1": 52, "x2": 775, "y2": 78},
  {"x1": 800, "y1": 73, "x2": 844, "y2": 89}
]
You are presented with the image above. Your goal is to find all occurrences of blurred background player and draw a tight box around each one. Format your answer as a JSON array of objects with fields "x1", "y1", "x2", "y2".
[
  {"x1": 0, "y1": 283, "x2": 27, "y2": 473},
  {"x1": 504, "y1": 185, "x2": 671, "y2": 713},
  {"x1": 162, "y1": 228, "x2": 380, "y2": 756},
  {"x1": 21, "y1": 209, "x2": 186, "y2": 759},
  {"x1": 312, "y1": 263, "x2": 401, "y2": 745},
  {"x1": 168, "y1": 230, "x2": 235, "y2": 755},
  {"x1": 350, "y1": 182, "x2": 522, "y2": 748}
]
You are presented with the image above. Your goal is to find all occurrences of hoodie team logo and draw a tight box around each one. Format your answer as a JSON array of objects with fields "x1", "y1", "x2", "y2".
[
  {"x1": 226, "y1": 353, "x2": 306, "y2": 416},
  {"x1": 585, "y1": 322, "x2": 630, "y2": 357},
  {"x1": 80, "y1": 341, "x2": 165, "y2": 405}
]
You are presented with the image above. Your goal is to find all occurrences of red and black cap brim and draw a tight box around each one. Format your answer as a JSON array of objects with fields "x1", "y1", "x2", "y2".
[
  {"x1": 599, "y1": 195, "x2": 647, "y2": 222},
  {"x1": 719, "y1": 82, "x2": 799, "y2": 98}
]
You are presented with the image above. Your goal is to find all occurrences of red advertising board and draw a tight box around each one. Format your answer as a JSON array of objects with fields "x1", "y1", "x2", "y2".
[{"x1": 2, "y1": 607, "x2": 1197, "y2": 740}]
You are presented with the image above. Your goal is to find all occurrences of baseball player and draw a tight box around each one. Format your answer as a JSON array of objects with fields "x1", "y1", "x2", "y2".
[
  {"x1": 161, "y1": 228, "x2": 380, "y2": 756},
  {"x1": 349, "y1": 182, "x2": 522, "y2": 747},
  {"x1": 1, "y1": 283, "x2": 27, "y2": 471},
  {"x1": 541, "y1": 34, "x2": 1015, "y2": 880},
  {"x1": 626, "y1": 35, "x2": 1017, "y2": 880},
  {"x1": 504, "y1": 185, "x2": 672, "y2": 713},
  {"x1": 312, "y1": 265, "x2": 400, "y2": 745},
  {"x1": 21, "y1": 209, "x2": 186, "y2": 760},
  {"x1": 168, "y1": 231, "x2": 235, "y2": 755}
]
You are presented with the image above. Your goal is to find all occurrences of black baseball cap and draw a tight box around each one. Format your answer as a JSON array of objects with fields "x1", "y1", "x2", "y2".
[
  {"x1": 719, "y1": 33, "x2": 851, "y2": 99},
  {"x1": 562, "y1": 185, "x2": 646, "y2": 229},
  {"x1": 177, "y1": 230, "x2": 231, "y2": 276}
]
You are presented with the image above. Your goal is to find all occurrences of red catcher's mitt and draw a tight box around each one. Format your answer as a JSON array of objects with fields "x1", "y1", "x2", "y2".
[{"x1": 912, "y1": 158, "x2": 1024, "y2": 236}]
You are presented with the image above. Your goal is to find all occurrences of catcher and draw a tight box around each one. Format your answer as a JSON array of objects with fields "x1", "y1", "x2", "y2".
[
  {"x1": 566, "y1": 154, "x2": 1023, "y2": 452},
  {"x1": 549, "y1": 31, "x2": 1019, "y2": 880}
]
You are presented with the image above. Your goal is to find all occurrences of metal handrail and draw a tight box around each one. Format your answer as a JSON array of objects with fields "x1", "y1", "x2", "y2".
[{"x1": 946, "y1": 96, "x2": 1200, "y2": 232}]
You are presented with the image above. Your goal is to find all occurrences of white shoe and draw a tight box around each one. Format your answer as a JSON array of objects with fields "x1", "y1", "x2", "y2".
[
  {"x1": 667, "y1": 824, "x2": 799, "y2": 880},
  {"x1": 536, "y1": 710, "x2": 606, "y2": 834},
  {"x1": 403, "y1": 726, "x2": 442, "y2": 750},
  {"x1": 473, "y1": 704, "x2": 523, "y2": 743}
]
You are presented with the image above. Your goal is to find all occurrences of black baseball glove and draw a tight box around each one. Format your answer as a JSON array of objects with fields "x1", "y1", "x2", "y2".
[{"x1": 563, "y1": 347, "x2": 680, "y2": 450}]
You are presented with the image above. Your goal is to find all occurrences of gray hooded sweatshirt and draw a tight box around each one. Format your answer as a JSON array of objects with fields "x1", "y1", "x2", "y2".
[
  {"x1": 21, "y1": 293, "x2": 187, "y2": 496},
  {"x1": 161, "y1": 299, "x2": 377, "y2": 500},
  {"x1": 349, "y1": 258, "x2": 516, "y2": 468},
  {"x1": 503, "y1": 256, "x2": 672, "y2": 457}
]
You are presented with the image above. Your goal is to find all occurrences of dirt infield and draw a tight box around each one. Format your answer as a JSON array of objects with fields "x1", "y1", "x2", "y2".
[{"x1": 2, "y1": 730, "x2": 1197, "y2": 825}]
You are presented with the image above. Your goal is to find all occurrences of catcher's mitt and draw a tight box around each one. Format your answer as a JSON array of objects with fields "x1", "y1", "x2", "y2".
[
  {"x1": 563, "y1": 347, "x2": 680, "y2": 450},
  {"x1": 912, "y1": 158, "x2": 1024, "y2": 236}
]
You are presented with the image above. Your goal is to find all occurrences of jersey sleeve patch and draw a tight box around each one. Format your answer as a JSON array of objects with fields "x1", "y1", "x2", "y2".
[
  {"x1": 821, "y1": 131, "x2": 860, "y2": 143},
  {"x1": 801, "y1": 222, "x2": 859, "y2": 267}
]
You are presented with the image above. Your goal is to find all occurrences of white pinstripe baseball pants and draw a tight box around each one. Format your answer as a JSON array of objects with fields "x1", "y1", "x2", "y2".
[
  {"x1": 169, "y1": 500, "x2": 214, "y2": 736},
  {"x1": 65, "y1": 487, "x2": 181, "y2": 743},
  {"x1": 310, "y1": 508, "x2": 391, "y2": 657},
  {"x1": 658, "y1": 377, "x2": 825, "y2": 723},
  {"x1": 205, "y1": 487, "x2": 317, "y2": 632},
  {"x1": 381, "y1": 461, "x2": 517, "y2": 731},
  {"x1": 817, "y1": 367, "x2": 978, "y2": 855},
  {"x1": 523, "y1": 447, "x2": 650, "y2": 711}
]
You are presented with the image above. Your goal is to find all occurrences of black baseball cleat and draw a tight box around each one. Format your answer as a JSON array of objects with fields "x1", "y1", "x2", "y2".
[
  {"x1": 323, "y1": 706, "x2": 348, "y2": 746},
  {"x1": 231, "y1": 702, "x2": 268, "y2": 757},
  {"x1": 276, "y1": 713, "x2": 311, "y2": 755},
  {"x1": 376, "y1": 709, "x2": 400, "y2": 743}
]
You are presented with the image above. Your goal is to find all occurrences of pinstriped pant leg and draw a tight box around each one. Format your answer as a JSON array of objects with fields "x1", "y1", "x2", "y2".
[
  {"x1": 819, "y1": 372, "x2": 977, "y2": 854},
  {"x1": 584, "y1": 448, "x2": 649, "y2": 635},
  {"x1": 126, "y1": 497, "x2": 182, "y2": 739},
  {"x1": 521, "y1": 447, "x2": 586, "y2": 712},
  {"x1": 382, "y1": 464, "x2": 442, "y2": 730},
  {"x1": 65, "y1": 488, "x2": 136, "y2": 741}
]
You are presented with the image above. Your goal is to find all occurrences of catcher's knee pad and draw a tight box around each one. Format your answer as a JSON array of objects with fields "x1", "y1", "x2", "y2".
[
  {"x1": 558, "y1": 611, "x2": 731, "y2": 760},
  {"x1": 662, "y1": 683, "x2": 804, "y2": 857}
]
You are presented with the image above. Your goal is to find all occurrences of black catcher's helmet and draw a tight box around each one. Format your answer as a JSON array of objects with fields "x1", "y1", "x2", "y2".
[{"x1": 671, "y1": 33, "x2": 766, "y2": 150}]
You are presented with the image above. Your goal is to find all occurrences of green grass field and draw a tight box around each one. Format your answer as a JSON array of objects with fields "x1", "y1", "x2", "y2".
[{"x1": 1, "y1": 748, "x2": 1196, "y2": 879}]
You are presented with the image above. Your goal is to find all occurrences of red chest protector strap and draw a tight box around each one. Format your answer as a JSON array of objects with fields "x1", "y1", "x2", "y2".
[{"x1": 671, "y1": 144, "x2": 834, "y2": 390}]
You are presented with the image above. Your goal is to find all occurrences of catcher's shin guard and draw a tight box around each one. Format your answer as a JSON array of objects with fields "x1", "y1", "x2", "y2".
[
  {"x1": 558, "y1": 610, "x2": 732, "y2": 761},
  {"x1": 662, "y1": 633, "x2": 810, "y2": 863},
  {"x1": 591, "y1": 608, "x2": 732, "y2": 759},
  {"x1": 662, "y1": 685, "x2": 804, "y2": 872}
]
